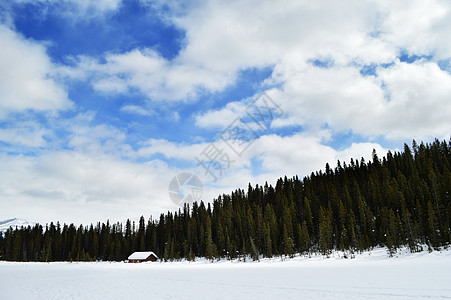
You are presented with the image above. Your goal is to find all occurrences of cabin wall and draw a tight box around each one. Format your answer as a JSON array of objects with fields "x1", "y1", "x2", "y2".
[{"x1": 128, "y1": 256, "x2": 157, "y2": 263}]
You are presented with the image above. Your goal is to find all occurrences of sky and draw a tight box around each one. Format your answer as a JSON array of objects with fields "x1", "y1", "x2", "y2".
[{"x1": 1, "y1": 0, "x2": 451, "y2": 225}]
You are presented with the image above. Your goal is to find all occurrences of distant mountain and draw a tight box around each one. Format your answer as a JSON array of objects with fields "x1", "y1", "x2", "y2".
[{"x1": 0, "y1": 218, "x2": 35, "y2": 233}]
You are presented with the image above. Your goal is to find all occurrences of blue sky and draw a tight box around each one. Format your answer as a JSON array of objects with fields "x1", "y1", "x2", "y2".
[{"x1": 1, "y1": 0, "x2": 451, "y2": 224}]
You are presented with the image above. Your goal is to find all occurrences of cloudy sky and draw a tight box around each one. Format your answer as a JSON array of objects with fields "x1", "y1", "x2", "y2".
[{"x1": 1, "y1": 0, "x2": 450, "y2": 225}]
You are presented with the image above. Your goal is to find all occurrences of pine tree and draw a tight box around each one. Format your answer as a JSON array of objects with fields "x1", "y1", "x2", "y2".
[
  {"x1": 205, "y1": 216, "x2": 216, "y2": 261},
  {"x1": 41, "y1": 232, "x2": 52, "y2": 262},
  {"x1": 299, "y1": 220, "x2": 310, "y2": 254},
  {"x1": 283, "y1": 225, "x2": 295, "y2": 258},
  {"x1": 427, "y1": 200, "x2": 440, "y2": 248},
  {"x1": 264, "y1": 224, "x2": 272, "y2": 257},
  {"x1": 91, "y1": 230, "x2": 99, "y2": 261},
  {"x1": 0, "y1": 232, "x2": 3, "y2": 260},
  {"x1": 249, "y1": 237, "x2": 259, "y2": 261},
  {"x1": 163, "y1": 241, "x2": 170, "y2": 262},
  {"x1": 318, "y1": 207, "x2": 332, "y2": 256},
  {"x1": 386, "y1": 230, "x2": 395, "y2": 257}
]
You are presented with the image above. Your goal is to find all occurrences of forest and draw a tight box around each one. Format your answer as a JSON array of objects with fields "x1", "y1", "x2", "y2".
[{"x1": 1, "y1": 139, "x2": 450, "y2": 262}]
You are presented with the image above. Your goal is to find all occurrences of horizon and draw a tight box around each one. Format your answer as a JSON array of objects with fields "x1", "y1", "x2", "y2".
[{"x1": 1, "y1": 0, "x2": 451, "y2": 225}]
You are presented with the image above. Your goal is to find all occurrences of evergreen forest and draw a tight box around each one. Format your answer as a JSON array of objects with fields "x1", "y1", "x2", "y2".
[{"x1": 1, "y1": 139, "x2": 450, "y2": 262}]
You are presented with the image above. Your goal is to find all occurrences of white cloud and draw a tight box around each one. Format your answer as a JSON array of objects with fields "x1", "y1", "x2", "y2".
[
  {"x1": 269, "y1": 59, "x2": 451, "y2": 141},
  {"x1": 0, "y1": 150, "x2": 179, "y2": 224},
  {"x1": 378, "y1": 0, "x2": 451, "y2": 58},
  {"x1": 208, "y1": 134, "x2": 390, "y2": 201},
  {"x1": 133, "y1": 131, "x2": 389, "y2": 197},
  {"x1": 136, "y1": 138, "x2": 208, "y2": 161},
  {"x1": 65, "y1": 0, "x2": 121, "y2": 13},
  {"x1": 65, "y1": 0, "x2": 451, "y2": 142},
  {"x1": 249, "y1": 133, "x2": 337, "y2": 177},
  {"x1": 68, "y1": 49, "x2": 234, "y2": 101},
  {"x1": 195, "y1": 101, "x2": 248, "y2": 129},
  {"x1": 188, "y1": 0, "x2": 451, "y2": 142},
  {"x1": 377, "y1": 61, "x2": 451, "y2": 140},
  {"x1": 78, "y1": 0, "x2": 390, "y2": 100},
  {"x1": 238, "y1": 133, "x2": 388, "y2": 180},
  {"x1": 0, "y1": 121, "x2": 50, "y2": 148},
  {"x1": 93, "y1": 75, "x2": 129, "y2": 94},
  {"x1": 171, "y1": 111, "x2": 181, "y2": 122},
  {"x1": 121, "y1": 105, "x2": 155, "y2": 117},
  {"x1": 173, "y1": 0, "x2": 399, "y2": 71},
  {"x1": 13, "y1": 0, "x2": 121, "y2": 19},
  {"x1": 0, "y1": 118, "x2": 390, "y2": 225},
  {"x1": 336, "y1": 142, "x2": 389, "y2": 165},
  {"x1": 61, "y1": 112, "x2": 136, "y2": 157},
  {"x1": 2, "y1": 0, "x2": 451, "y2": 224},
  {"x1": 0, "y1": 25, "x2": 72, "y2": 118}
]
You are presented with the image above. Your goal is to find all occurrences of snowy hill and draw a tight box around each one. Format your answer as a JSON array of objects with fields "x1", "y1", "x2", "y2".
[{"x1": 0, "y1": 218, "x2": 35, "y2": 233}]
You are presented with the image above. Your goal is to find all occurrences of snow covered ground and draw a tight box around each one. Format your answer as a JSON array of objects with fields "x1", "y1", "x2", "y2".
[{"x1": 1, "y1": 247, "x2": 450, "y2": 300}]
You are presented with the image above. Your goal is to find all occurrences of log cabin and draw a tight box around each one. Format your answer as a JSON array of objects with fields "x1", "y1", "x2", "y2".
[{"x1": 127, "y1": 251, "x2": 159, "y2": 263}]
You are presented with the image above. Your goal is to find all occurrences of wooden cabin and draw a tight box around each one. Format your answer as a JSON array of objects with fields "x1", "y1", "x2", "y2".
[{"x1": 127, "y1": 251, "x2": 159, "y2": 263}]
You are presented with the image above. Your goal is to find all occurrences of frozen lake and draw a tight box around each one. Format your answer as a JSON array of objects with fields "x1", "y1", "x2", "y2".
[{"x1": 1, "y1": 248, "x2": 450, "y2": 299}]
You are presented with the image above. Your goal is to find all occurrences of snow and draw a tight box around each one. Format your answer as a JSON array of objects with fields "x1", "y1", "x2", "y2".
[
  {"x1": 0, "y1": 247, "x2": 450, "y2": 300},
  {"x1": 128, "y1": 251, "x2": 159, "y2": 260},
  {"x1": 0, "y1": 218, "x2": 34, "y2": 233}
]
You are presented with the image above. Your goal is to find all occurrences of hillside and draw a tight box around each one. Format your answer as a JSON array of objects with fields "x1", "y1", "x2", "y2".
[
  {"x1": 1, "y1": 139, "x2": 450, "y2": 261},
  {"x1": 0, "y1": 218, "x2": 34, "y2": 234}
]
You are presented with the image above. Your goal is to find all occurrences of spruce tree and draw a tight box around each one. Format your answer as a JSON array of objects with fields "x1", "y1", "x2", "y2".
[
  {"x1": 205, "y1": 216, "x2": 216, "y2": 260},
  {"x1": 299, "y1": 221, "x2": 310, "y2": 254}
]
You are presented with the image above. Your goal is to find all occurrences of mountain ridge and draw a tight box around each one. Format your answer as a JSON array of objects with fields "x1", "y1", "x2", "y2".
[{"x1": 0, "y1": 218, "x2": 35, "y2": 233}]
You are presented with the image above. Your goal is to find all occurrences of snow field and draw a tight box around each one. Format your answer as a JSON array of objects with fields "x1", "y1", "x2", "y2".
[{"x1": 0, "y1": 247, "x2": 450, "y2": 300}]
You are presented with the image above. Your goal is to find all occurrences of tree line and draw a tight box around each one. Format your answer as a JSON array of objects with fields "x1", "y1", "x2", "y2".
[{"x1": 1, "y1": 139, "x2": 450, "y2": 262}]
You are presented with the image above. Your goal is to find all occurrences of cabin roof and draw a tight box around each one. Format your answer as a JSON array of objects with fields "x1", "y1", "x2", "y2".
[{"x1": 128, "y1": 251, "x2": 159, "y2": 260}]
